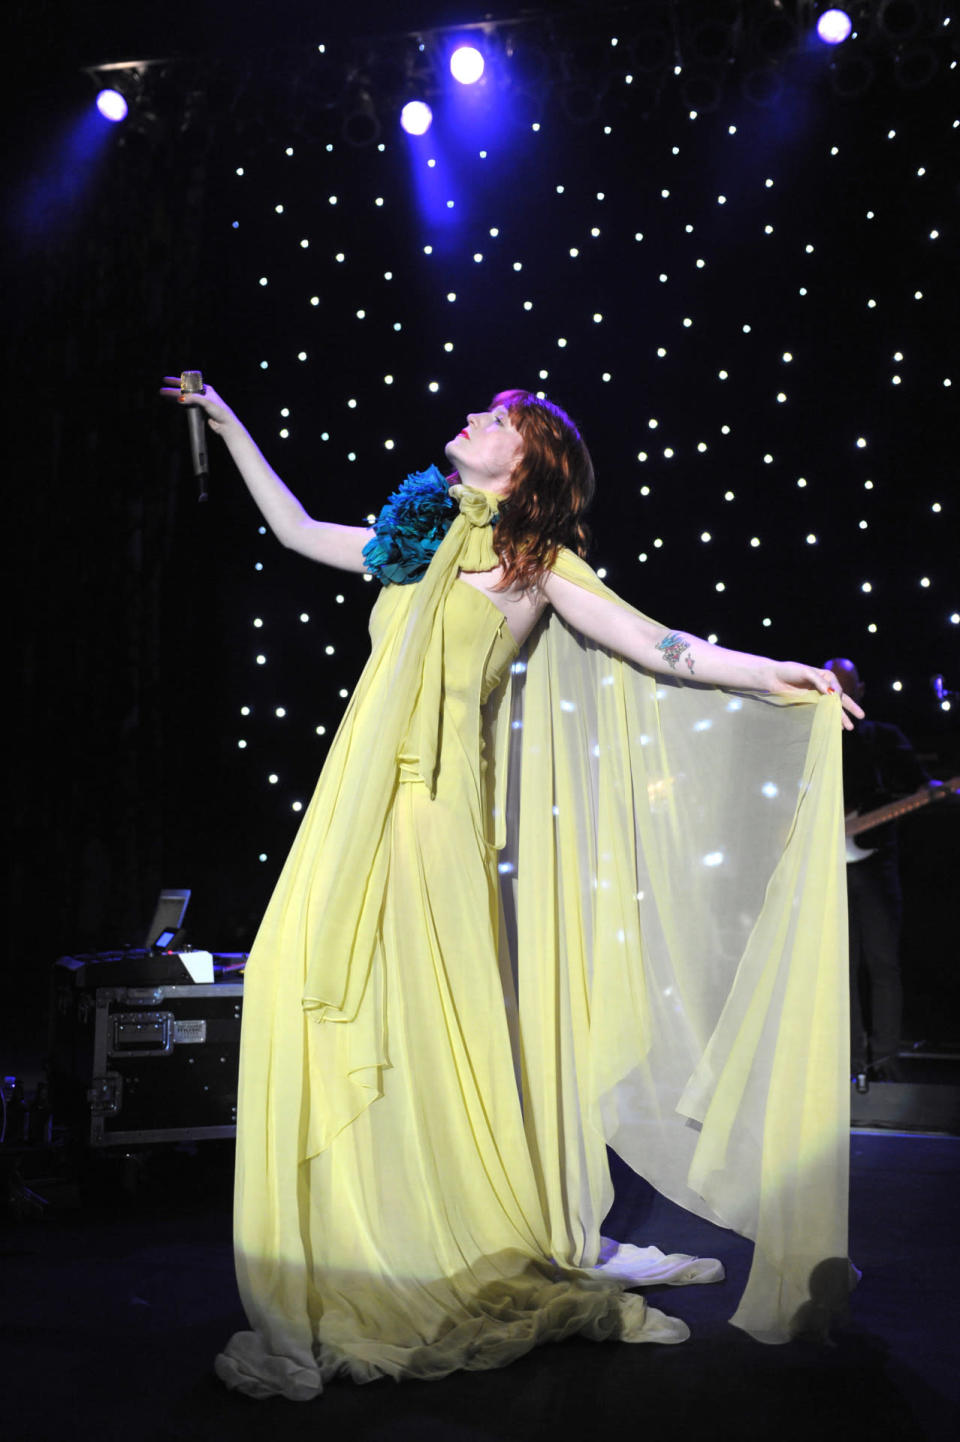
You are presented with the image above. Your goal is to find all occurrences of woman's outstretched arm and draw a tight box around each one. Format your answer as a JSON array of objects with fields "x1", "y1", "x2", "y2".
[
  {"x1": 159, "y1": 378, "x2": 373, "y2": 571},
  {"x1": 542, "y1": 570, "x2": 865, "y2": 730}
]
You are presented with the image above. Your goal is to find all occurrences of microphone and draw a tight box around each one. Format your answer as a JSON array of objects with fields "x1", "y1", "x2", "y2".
[{"x1": 180, "y1": 370, "x2": 209, "y2": 502}]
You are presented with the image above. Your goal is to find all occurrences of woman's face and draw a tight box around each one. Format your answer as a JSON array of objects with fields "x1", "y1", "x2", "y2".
[{"x1": 444, "y1": 405, "x2": 524, "y2": 493}]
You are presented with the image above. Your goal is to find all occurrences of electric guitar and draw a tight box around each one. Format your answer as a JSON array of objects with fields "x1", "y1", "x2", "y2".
[{"x1": 845, "y1": 776, "x2": 960, "y2": 863}]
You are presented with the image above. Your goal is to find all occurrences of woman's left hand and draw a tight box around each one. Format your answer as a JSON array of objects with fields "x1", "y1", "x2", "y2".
[{"x1": 765, "y1": 662, "x2": 865, "y2": 730}]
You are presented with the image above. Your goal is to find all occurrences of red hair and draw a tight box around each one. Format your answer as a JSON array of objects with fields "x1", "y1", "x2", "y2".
[{"x1": 487, "y1": 389, "x2": 596, "y2": 593}]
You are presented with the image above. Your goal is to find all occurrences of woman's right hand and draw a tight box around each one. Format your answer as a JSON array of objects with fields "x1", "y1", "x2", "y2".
[{"x1": 159, "y1": 377, "x2": 238, "y2": 434}]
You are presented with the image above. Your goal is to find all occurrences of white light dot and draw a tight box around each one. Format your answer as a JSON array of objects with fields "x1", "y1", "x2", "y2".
[{"x1": 275, "y1": 707, "x2": 286, "y2": 718}]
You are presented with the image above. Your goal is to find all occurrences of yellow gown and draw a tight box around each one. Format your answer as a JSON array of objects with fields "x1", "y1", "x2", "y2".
[{"x1": 215, "y1": 484, "x2": 850, "y2": 1399}]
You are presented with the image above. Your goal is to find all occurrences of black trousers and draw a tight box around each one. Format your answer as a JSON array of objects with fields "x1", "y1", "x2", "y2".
[{"x1": 847, "y1": 856, "x2": 903, "y2": 1073}]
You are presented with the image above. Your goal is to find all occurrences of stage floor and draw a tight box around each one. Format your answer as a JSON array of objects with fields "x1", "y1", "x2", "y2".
[{"x1": 2, "y1": 1131, "x2": 957, "y2": 1442}]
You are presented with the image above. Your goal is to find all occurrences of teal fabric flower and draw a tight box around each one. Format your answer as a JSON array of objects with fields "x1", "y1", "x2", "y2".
[{"x1": 362, "y1": 465, "x2": 459, "y2": 585}]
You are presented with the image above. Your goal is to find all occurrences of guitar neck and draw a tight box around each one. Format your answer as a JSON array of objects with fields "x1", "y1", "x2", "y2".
[{"x1": 846, "y1": 778, "x2": 960, "y2": 837}]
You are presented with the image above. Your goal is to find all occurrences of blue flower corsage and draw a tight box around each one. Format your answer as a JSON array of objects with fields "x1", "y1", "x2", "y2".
[{"x1": 362, "y1": 464, "x2": 459, "y2": 585}]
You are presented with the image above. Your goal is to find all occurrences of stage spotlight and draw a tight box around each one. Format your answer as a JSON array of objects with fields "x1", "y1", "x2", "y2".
[
  {"x1": 450, "y1": 45, "x2": 485, "y2": 85},
  {"x1": 687, "y1": 19, "x2": 736, "y2": 65},
  {"x1": 754, "y1": 9, "x2": 798, "y2": 61},
  {"x1": 341, "y1": 90, "x2": 380, "y2": 148},
  {"x1": 877, "y1": 0, "x2": 923, "y2": 42},
  {"x1": 894, "y1": 44, "x2": 938, "y2": 90},
  {"x1": 816, "y1": 9, "x2": 854, "y2": 45},
  {"x1": 742, "y1": 67, "x2": 784, "y2": 107},
  {"x1": 830, "y1": 51, "x2": 875, "y2": 97},
  {"x1": 632, "y1": 26, "x2": 672, "y2": 75},
  {"x1": 400, "y1": 99, "x2": 433, "y2": 135},
  {"x1": 679, "y1": 71, "x2": 725, "y2": 115},
  {"x1": 559, "y1": 79, "x2": 602, "y2": 125},
  {"x1": 96, "y1": 88, "x2": 129, "y2": 122}
]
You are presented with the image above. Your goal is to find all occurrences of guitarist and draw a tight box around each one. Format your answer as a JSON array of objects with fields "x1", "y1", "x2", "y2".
[{"x1": 824, "y1": 657, "x2": 937, "y2": 1084}]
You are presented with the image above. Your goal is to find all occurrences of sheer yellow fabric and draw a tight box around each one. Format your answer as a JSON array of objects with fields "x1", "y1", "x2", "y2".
[
  {"x1": 499, "y1": 550, "x2": 849, "y2": 1342},
  {"x1": 215, "y1": 484, "x2": 850, "y2": 1399}
]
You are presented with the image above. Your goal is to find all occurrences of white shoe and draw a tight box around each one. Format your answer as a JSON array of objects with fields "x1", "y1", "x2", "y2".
[
  {"x1": 617, "y1": 1291, "x2": 691, "y2": 1344},
  {"x1": 594, "y1": 1239, "x2": 725, "y2": 1287}
]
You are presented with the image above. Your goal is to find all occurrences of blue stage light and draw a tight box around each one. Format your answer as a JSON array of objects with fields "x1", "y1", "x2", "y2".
[
  {"x1": 401, "y1": 100, "x2": 433, "y2": 135},
  {"x1": 96, "y1": 89, "x2": 129, "y2": 122},
  {"x1": 817, "y1": 9, "x2": 853, "y2": 44},
  {"x1": 450, "y1": 46, "x2": 485, "y2": 86}
]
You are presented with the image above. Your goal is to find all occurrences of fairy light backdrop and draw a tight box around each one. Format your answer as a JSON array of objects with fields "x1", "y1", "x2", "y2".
[{"x1": 195, "y1": 21, "x2": 957, "y2": 918}]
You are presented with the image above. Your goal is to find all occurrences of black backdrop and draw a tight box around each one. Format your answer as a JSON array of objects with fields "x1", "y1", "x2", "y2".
[{"x1": 6, "y1": 0, "x2": 958, "y2": 1054}]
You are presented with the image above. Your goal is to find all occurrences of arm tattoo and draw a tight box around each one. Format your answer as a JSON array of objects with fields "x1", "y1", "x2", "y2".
[{"x1": 656, "y1": 631, "x2": 695, "y2": 674}]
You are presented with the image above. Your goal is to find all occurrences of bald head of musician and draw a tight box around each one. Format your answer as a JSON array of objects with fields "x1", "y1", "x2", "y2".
[{"x1": 824, "y1": 657, "x2": 866, "y2": 707}]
